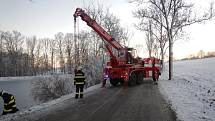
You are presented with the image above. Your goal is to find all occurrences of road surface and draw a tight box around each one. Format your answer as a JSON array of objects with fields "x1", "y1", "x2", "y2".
[{"x1": 18, "y1": 81, "x2": 176, "y2": 121}]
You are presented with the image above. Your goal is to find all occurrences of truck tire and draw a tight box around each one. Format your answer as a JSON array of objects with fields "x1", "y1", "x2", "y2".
[
  {"x1": 119, "y1": 78, "x2": 124, "y2": 86},
  {"x1": 110, "y1": 78, "x2": 119, "y2": 86},
  {"x1": 129, "y1": 72, "x2": 137, "y2": 86},
  {"x1": 136, "y1": 72, "x2": 144, "y2": 84}
]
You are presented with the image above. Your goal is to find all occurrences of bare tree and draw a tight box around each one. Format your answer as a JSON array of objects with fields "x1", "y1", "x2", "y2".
[
  {"x1": 132, "y1": 0, "x2": 215, "y2": 80},
  {"x1": 145, "y1": 20, "x2": 156, "y2": 57},
  {"x1": 0, "y1": 31, "x2": 3, "y2": 53},
  {"x1": 0, "y1": 30, "x2": 39, "y2": 76},
  {"x1": 3, "y1": 31, "x2": 24, "y2": 54},
  {"x1": 197, "y1": 50, "x2": 205, "y2": 58},
  {"x1": 26, "y1": 36, "x2": 37, "y2": 75},
  {"x1": 55, "y1": 32, "x2": 65, "y2": 73},
  {"x1": 64, "y1": 33, "x2": 73, "y2": 73},
  {"x1": 42, "y1": 38, "x2": 50, "y2": 73},
  {"x1": 85, "y1": 2, "x2": 130, "y2": 48},
  {"x1": 49, "y1": 39, "x2": 56, "y2": 74},
  {"x1": 35, "y1": 39, "x2": 42, "y2": 74},
  {"x1": 1, "y1": 31, "x2": 24, "y2": 76},
  {"x1": 84, "y1": 3, "x2": 106, "y2": 59},
  {"x1": 103, "y1": 11, "x2": 128, "y2": 45},
  {"x1": 0, "y1": 31, "x2": 4, "y2": 76},
  {"x1": 137, "y1": 17, "x2": 168, "y2": 62}
]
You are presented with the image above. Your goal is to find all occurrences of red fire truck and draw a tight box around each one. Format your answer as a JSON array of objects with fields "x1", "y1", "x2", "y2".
[{"x1": 74, "y1": 8, "x2": 161, "y2": 86}]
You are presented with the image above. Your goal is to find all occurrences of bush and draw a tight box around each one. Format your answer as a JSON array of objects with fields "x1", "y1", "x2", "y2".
[
  {"x1": 31, "y1": 75, "x2": 73, "y2": 103},
  {"x1": 83, "y1": 58, "x2": 103, "y2": 88}
]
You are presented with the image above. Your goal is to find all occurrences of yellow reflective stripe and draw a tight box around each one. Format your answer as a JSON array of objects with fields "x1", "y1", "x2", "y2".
[
  {"x1": 75, "y1": 93, "x2": 79, "y2": 94},
  {"x1": 4, "y1": 99, "x2": 15, "y2": 106},
  {"x1": 3, "y1": 108, "x2": 12, "y2": 112},
  {"x1": 9, "y1": 99, "x2": 15, "y2": 105},
  {"x1": 75, "y1": 76, "x2": 85, "y2": 78},
  {"x1": 75, "y1": 82, "x2": 84, "y2": 84},
  {"x1": 12, "y1": 105, "x2": 16, "y2": 107},
  {"x1": 11, "y1": 96, "x2": 14, "y2": 100},
  {"x1": 80, "y1": 92, "x2": 84, "y2": 94}
]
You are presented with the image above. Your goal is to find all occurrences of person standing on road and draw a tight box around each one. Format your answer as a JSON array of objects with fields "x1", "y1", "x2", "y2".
[
  {"x1": 0, "y1": 90, "x2": 19, "y2": 115},
  {"x1": 152, "y1": 58, "x2": 160, "y2": 85},
  {"x1": 102, "y1": 68, "x2": 109, "y2": 88},
  {"x1": 74, "y1": 66, "x2": 86, "y2": 99}
]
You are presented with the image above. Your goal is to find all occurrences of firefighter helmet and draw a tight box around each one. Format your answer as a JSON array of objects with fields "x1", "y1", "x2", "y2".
[
  {"x1": 0, "y1": 90, "x2": 5, "y2": 97},
  {"x1": 77, "y1": 66, "x2": 82, "y2": 71}
]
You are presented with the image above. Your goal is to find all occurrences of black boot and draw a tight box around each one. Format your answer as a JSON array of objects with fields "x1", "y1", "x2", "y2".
[
  {"x1": 75, "y1": 93, "x2": 79, "y2": 99},
  {"x1": 80, "y1": 94, "x2": 83, "y2": 98}
]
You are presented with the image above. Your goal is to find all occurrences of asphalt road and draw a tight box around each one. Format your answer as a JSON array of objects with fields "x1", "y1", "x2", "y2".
[{"x1": 28, "y1": 81, "x2": 176, "y2": 121}]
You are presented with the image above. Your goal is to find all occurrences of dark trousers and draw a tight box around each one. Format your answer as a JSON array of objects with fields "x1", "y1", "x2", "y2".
[
  {"x1": 75, "y1": 84, "x2": 84, "y2": 98},
  {"x1": 102, "y1": 79, "x2": 107, "y2": 87},
  {"x1": 2, "y1": 107, "x2": 19, "y2": 115}
]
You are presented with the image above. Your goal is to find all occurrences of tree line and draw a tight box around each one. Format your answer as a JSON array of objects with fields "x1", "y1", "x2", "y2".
[
  {"x1": 181, "y1": 50, "x2": 215, "y2": 61},
  {"x1": 0, "y1": 4, "x2": 130, "y2": 78}
]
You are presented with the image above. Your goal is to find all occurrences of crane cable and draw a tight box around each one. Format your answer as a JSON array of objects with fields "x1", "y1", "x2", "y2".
[
  {"x1": 74, "y1": 17, "x2": 80, "y2": 43},
  {"x1": 74, "y1": 16, "x2": 80, "y2": 67},
  {"x1": 74, "y1": 16, "x2": 78, "y2": 67},
  {"x1": 77, "y1": 17, "x2": 80, "y2": 41}
]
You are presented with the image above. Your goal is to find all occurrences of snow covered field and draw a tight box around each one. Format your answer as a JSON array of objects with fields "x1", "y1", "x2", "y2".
[
  {"x1": 159, "y1": 57, "x2": 215, "y2": 121},
  {"x1": 0, "y1": 58, "x2": 214, "y2": 121}
]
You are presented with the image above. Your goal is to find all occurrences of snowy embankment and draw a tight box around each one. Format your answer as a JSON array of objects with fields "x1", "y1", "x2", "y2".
[
  {"x1": 159, "y1": 57, "x2": 215, "y2": 121},
  {"x1": 0, "y1": 83, "x2": 102, "y2": 121},
  {"x1": 0, "y1": 74, "x2": 72, "y2": 82},
  {"x1": 0, "y1": 76, "x2": 35, "y2": 81}
]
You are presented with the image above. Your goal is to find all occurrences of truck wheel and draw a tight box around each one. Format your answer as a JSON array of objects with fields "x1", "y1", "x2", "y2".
[
  {"x1": 136, "y1": 72, "x2": 144, "y2": 84},
  {"x1": 129, "y1": 72, "x2": 137, "y2": 86},
  {"x1": 119, "y1": 78, "x2": 124, "y2": 86},
  {"x1": 110, "y1": 78, "x2": 119, "y2": 86}
]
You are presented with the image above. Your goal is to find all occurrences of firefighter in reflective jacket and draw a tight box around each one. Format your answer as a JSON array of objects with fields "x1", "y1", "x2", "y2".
[
  {"x1": 74, "y1": 67, "x2": 86, "y2": 98},
  {"x1": 152, "y1": 58, "x2": 160, "y2": 85},
  {"x1": 0, "y1": 90, "x2": 19, "y2": 115}
]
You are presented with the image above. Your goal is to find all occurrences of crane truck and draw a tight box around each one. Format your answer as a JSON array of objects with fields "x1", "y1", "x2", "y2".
[{"x1": 73, "y1": 8, "x2": 161, "y2": 86}]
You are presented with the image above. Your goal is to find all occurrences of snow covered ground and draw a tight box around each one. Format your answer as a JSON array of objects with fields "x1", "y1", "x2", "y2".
[
  {"x1": 0, "y1": 84, "x2": 102, "y2": 121},
  {"x1": 0, "y1": 76, "x2": 35, "y2": 82},
  {"x1": 0, "y1": 58, "x2": 214, "y2": 121},
  {"x1": 159, "y1": 57, "x2": 215, "y2": 121},
  {"x1": 0, "y1": 74, "x2": 74, "y2": 112}
]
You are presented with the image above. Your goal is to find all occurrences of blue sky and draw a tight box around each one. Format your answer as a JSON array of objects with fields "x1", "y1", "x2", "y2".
[{"x1": 0, "y1": 0, "x2": 215, "y2": 59}]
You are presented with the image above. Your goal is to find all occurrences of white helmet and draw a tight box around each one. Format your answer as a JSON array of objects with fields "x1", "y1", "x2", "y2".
[
  {"x1": 0, "y1": 90, "x2": 5, "y2": 96},
  {"x1": 77, "y1": 66, "x2": 82, "y2": 71}
]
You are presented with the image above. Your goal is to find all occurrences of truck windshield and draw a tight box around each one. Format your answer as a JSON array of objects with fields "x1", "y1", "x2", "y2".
[{"x1": 128, "y1": 49, "x2": 137, "y2": 58}]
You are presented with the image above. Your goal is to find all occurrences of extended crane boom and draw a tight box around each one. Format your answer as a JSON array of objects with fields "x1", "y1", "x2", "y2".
[
  {"x1": 74, "y1": 8, "x2": 123, "y2": 50},
  {"x1": 74, "y1": 8, "x2": 133, "y2": 67}
]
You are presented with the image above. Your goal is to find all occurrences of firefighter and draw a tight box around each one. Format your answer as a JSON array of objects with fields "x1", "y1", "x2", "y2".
[
  {"x1": 152, "y1": 58, "x2": 160, "y2": 85},
  {"x1": 102, "y1": 76, "x2": 107, "y2": 88},
  {"x1": 74, "y1": 67, "x2": 86, "y2": 98},
  {"x1": 0, "y1": 90, "x2": 19, "y2": 115},
  {"x1": 102, "y1": 68, "x2": 108, "y2": 88}
]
